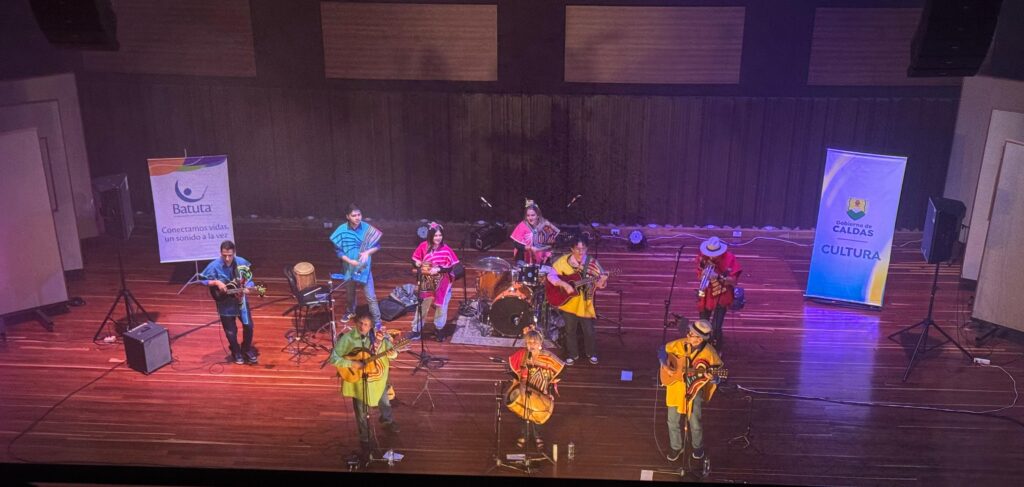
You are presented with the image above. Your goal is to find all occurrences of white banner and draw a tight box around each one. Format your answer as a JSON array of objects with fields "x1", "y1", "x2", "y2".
[{"x1": 148, "y1": 155, "x2": 234, "y2": 263}]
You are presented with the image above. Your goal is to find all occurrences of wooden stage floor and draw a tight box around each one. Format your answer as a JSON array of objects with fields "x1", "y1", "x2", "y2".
[{"x1": 2, "y1": 219, "x2": 1022, "y2": 485}]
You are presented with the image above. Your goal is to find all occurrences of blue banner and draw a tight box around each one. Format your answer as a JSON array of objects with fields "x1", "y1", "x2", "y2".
[{"x1": 805, "y1": 149, "x2": 907, "y2": 307}]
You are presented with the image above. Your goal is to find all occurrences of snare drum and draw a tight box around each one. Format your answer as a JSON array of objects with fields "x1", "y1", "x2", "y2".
[
  {"x1": 293, "y1": 262, "x2": 316, "y2": 290},
  {"x1": 489, "y1": 283, "x2": 535, "y2": 337}
]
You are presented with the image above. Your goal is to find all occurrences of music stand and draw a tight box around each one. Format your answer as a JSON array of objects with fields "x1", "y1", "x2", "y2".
[{"x1": 887, "y1": 261, "x2": 973, "y2": 382}]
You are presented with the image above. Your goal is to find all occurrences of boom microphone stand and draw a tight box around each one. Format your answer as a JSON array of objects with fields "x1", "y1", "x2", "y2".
[{"x1": 661, "y1": 245, "x2": 686, "y2": 344}]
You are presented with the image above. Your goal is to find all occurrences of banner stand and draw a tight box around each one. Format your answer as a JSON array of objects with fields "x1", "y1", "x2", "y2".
[
  {"x1": 804, "y1": 148, "x2": 907, "y2": 308},
  {"x1": 176, "y1": 261, "x2": 204, "y2": 294}
]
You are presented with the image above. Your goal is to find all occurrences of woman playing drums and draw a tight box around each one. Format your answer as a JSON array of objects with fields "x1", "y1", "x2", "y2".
[{"x1": 410, "y1": 222, "x2": 460, "y2": 342}]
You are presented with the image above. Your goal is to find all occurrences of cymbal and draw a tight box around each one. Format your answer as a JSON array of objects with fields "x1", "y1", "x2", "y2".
[{"x1": 473, "y1": 256, "x2": 511, "y2": 272}]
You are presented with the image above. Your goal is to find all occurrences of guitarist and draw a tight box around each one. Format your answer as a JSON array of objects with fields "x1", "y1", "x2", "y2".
[
  {"x1": 330, "y1": 203, "x2": 383, "y2": 329},
  {"x1": 546, "y1": 235, "x2": 607, "y2": 365},
  {"x1": 410, "y1": 222, "x2": 460, "y2": 342},
  {"x1": 201, "y1": 240, "x2": 258, "y2": 365},
  {"x1": 329, "y1": 311, "x2": 400, "y2": 461},
  {"x1": 660, "y1": 319, "x2": 723, "y2": 462}
]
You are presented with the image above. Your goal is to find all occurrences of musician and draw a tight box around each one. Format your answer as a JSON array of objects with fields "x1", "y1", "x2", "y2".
[
  {"x1": 510, "y1": 200, "x2": 559, "y2": 265},
  {"x1": 696, "y1": 237, "x2": 742, "y2": 349},
  {"x1": 546, "y1": 235, "x2": 608, "y2": 365},
  {"x1": 330, "y1": 203, "x2": 383, "y2": 328},
  {"x1": 410, "y1": 222, "x2": 460, "y2": 342},
  {"x1": 661, "y1": 319, "x2": 723, "y2": 462},
  {"x1": 329, "y1": 311, "x2": 400, "y2": 461},
  {"x1": 200, "y1": 240, "x2": 258, "y2": 365},
  {"x1": 507, "y1": 330, "x2": 563, "y2": 449}
]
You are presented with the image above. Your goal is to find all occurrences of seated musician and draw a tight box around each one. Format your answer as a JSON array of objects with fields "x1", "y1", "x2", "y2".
[
  {"x1": 410, "y1": 222, "x2": 460, "y2": 342},
  {"x1": 660, "y1": 319, "x2": 723, "y2": 462},
  {"x1": 510, "y1": 199, "x2": 559, "y2": 265},
  {"x1": 507, "y1": 330, "x2": 564, "y2": 449},
  {"x1": 329, "y1": 310, "x2": 400, "y2": 462}
]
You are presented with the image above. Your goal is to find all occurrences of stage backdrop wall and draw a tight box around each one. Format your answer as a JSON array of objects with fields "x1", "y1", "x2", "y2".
[{"x1": 79, "y1": 87, "x2": 957, "y2": 229}]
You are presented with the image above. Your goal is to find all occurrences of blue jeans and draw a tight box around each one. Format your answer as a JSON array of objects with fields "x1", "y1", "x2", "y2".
[
  {"x1": 352, "y1": 386, "x2": 394, "y2": 447},
  {"x1": 413, "y1": 286, "x2": 452, "y2": 332},
  {"x1": 667, "y1": 392, "x2": 704, "y2": 451},
  {"x1": 345, "y1": 270, "x2": 382, "y2": 327},
  {"x1": 219, "y1": 314, "x2": 254, "y2": 359}
]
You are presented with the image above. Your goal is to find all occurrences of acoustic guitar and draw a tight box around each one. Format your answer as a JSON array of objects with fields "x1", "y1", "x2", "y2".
[
  {"x1": 209, "y1": 280, "x2": 267, "y2": 303},
  {"x1": 544, "y1": 270, "x2": 617, "y2": 307},
  {"x1": 337, "y1": 338, "x2": 411, "y2": 383},
  {"x1": 659, "y1": 353, "x2": 728, "y2": 386}
]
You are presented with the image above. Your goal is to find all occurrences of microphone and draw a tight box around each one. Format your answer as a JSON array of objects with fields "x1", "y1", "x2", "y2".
[
  {"x1": 480, "y1": 196, "x2": 493, "y2": 208},
  {"x1": 527, "y1": 350, "x2": 533, "y2": 360},
  {"x1": 488, "y1": 356, "x2": 507, "y2": 364},
  {"x1": 566, "y1": 194, "x2": 583, "y2": 208}
]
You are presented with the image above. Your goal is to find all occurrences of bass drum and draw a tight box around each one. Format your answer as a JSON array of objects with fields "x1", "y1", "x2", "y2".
[{"x1": 488, "y1": 284, "x2": 535, "y2": 337}]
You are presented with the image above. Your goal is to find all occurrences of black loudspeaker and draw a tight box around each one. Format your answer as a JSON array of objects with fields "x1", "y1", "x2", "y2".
[
  {"x1": 908, "y1": 0, "x2": 1002, "y2": 77},
  {"x1": 92, "y1": 173, "x2": 134, "y2": 240},
  {"x1": 123, "y1": 322, "x2": 172, "y2": 374},
  {"x1": 30, "y1": 0, "x2": 119, "y2": 50},
  {"x1": 470, "y1": 222, "x2": 507, "y2": 251},
  {"x1": 922, "y1": 196, "x2": 966, "y2": 264}
]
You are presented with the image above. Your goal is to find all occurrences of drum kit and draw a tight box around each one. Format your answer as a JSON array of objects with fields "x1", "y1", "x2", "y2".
[{"x1": 466, "y1": 256, "x2": 553, "y2": 338}]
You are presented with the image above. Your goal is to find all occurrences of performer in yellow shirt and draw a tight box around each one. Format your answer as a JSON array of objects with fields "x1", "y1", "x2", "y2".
[
  {"x1": 661, "y1": 319, "x2": 723, "y2": 462},
  {"x1": 545, "y1": 235, "x2": 607, "y2": 365}
]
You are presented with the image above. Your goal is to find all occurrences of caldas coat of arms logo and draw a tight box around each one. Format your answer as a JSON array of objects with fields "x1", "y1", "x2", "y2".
[{"x1": 847, "y1": 198, "x2": 867, "y2": 220}]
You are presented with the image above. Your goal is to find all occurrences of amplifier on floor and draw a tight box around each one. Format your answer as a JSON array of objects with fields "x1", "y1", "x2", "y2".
[{"x1": 123, "y1": 322, "x2": 172, "y2": 374}]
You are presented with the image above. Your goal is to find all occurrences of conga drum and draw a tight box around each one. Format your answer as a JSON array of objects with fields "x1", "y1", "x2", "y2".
[{"x1": 293, "y1": 262, "x2": 316, "y2": 290}]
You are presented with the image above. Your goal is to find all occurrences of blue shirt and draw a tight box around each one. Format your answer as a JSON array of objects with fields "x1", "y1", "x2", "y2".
[
  {"x1": 201, "y1": 256, "x2": 253, "y2": 323},
  {"x1": 329, "y1": 222, "x2": 378, "y2": 283}
]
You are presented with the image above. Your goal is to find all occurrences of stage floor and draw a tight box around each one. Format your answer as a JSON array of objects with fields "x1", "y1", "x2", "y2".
[{"x1": 2, "y1": 219, "x2": 1022, "y2": 485}]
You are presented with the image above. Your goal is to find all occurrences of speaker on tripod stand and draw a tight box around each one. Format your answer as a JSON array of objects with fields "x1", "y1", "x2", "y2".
[
  {"x1": 91, "y1": 174, "x2": 153, "y2": 342},
  {"x1": 888, "y1": 196, "x2": 972, "y2": 381}
]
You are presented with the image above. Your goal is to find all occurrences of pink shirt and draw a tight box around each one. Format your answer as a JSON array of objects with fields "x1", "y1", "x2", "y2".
[{"x1": 412, "y1": 242, "x2": 460, "y2": 300}]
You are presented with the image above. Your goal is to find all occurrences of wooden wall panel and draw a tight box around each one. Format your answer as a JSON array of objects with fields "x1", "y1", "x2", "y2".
[
  {"x1": 565, "y1": 6, "x2": 745, "y2": 84},
  {"x1": 82, "y1": 0, "x2": 256, "y2": 77},
  {"x1": 79, "y1": 79, "x2": 958, "y2": 229},
  {"x1": 808, "y1": 8, "x2": 959, "y2": 86},
  {"x1": 321, "y1": 2, "x2": 497, "y2": 81}
]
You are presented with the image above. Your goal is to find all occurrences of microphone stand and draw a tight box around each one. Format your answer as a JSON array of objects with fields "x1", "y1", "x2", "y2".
[
  {"x1": 662, "y1": 245, "x2": 686, "y2": 345},
  {"x1": 409, "y1": 263, "x2": 446, "y2": 410},
  {"x1": 458, "y1": 232, "x2": 474, "y2": 317}
]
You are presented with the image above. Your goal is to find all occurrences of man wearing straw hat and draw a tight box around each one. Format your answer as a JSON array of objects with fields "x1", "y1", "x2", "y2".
[
  {"x1": 662, "y1": 319, "x2": 724, "y2": 462},
  {"x1": 695, "y1": 236, "x2": 742, "y2": 349}
]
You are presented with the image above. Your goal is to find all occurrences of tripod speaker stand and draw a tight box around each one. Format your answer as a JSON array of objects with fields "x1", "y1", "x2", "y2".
[
  {"x1": 93, "y1": 240, "x2": 153, "y2": 342},
  {"x1": 887, "y1": 262, "x2": 972, "y2": 382}
]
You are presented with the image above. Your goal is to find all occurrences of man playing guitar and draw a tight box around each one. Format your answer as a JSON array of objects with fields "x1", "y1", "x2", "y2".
[
  {"x1": 201, "y1": 240, "x2": 259, "y2": 365},
  {"x1": 545, "y1": 235, "x2": 608, "y2": 365},
  {"x1": 660, "y1": 319, "x2": 725, "y2": 463},
  {"x1": 329, "y1": 311, "x2": 401, "y2": 463}
]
